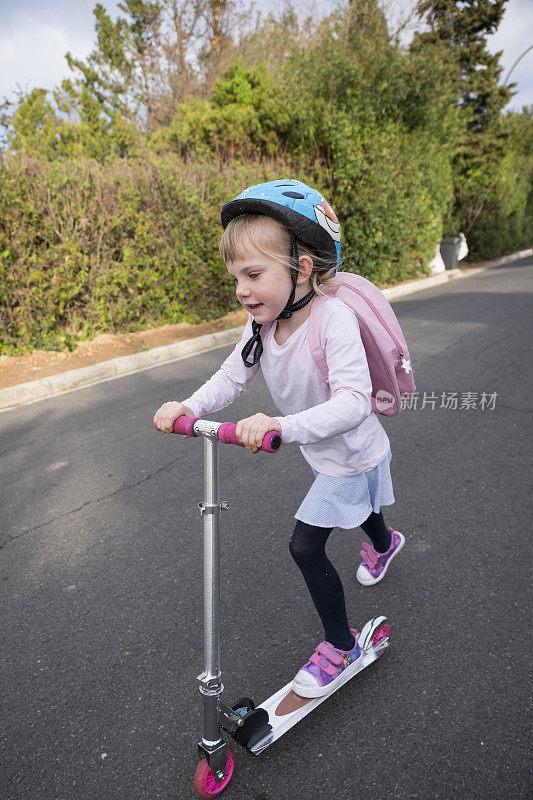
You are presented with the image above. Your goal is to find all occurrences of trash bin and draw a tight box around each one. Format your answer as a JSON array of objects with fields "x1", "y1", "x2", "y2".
[{"x1": 440, "y1": 237, "x2": 461, "y2": 270}]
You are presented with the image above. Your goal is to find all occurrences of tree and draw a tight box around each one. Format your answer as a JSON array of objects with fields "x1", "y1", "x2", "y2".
[
  {"x1": 64, "y1": 0, "x2": 249, "y2": 131},
  {"x1": 411, "y1": 0, "x2": 516, "y2": 236},
  {"x1": 65, "y1": 1, "x2": 164, "y2": 131},
  {"x1": 6, "y1": 89, "x2": 58, "y2": 160},
  {"x1": 150, "y1": 59, "x2": 291, "y2": 162}
]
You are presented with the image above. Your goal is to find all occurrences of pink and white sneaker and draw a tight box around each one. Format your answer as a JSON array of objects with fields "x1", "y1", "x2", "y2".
[
  {"x1": 291, "y1": 628, "x2": 362, "y2": 698},
  {"x1": 356, "y1": 527, "x2": 405, "y2": 586}
]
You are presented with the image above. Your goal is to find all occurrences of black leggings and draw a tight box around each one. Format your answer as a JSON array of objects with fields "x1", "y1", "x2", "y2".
[{"x1": 288, "y1": 511, "x2": 391, "y2": 651}]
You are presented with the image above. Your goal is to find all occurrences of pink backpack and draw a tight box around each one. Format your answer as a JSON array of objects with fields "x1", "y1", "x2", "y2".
[{"x1": 307, "y1": 273, "x2": 416, "y2": 417}]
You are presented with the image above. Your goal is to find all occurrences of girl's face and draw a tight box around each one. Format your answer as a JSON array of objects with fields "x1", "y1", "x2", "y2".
[{"x1": 227, "y1": 245, "x2": 293, "y2": 323}]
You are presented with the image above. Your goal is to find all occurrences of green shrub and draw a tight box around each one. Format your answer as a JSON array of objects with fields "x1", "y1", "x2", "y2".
[
  {"x1": 0, "y1": 153, "x2": 289, "y2": 354},
  {"x1": 456, "y1": 109, "x2": 533, "y2": 260},
  {"x1": 278, "y1": 38, "x2": 462, "y2": 283}
]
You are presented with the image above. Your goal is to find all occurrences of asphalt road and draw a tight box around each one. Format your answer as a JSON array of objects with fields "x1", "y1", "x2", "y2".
[{"x1": 1, "y1": 257, "x2": 532, "y2": 800}]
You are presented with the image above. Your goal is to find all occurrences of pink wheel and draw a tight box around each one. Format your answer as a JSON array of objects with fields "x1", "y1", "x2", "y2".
[
  {"x1": 194, "y1": 747, "x2": 236, "y2": 798},
  {"x1": 372, "y1": 623, "x2": 390, "y2": 649}
]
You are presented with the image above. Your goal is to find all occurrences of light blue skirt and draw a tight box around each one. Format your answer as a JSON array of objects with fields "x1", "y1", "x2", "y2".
[{"x1": 294, "y1": 449, "x2": 395, "y2": 529}]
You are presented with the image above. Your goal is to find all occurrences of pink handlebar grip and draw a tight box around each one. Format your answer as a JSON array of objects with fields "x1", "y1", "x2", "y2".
[
  {"x1": 171, "y1": 416, "x2": 200, "y2": 437},
  {"x1": 218, "y1": 422, "x2": 282, "y2": 453},
  {"x1": 154, "y1": 417, "x2": 281, "y2": 452}
]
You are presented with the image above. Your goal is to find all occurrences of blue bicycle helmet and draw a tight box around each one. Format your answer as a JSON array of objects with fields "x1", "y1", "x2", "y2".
[
  {"x1": 221, "y1": 179, "x2": 341, "y2": 269},
  {"x1": 221, "y1": 179, "x2": 341, "y2": 367}
]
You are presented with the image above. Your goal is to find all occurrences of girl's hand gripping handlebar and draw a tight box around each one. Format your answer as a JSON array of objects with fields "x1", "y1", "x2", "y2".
[{"x1": 154, "y1": 416, "x2": 282, "y2": 453}]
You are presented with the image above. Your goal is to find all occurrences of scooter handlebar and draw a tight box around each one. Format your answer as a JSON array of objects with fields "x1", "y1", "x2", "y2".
[{"x1": 155, "y1": 416, "x2": 282, "y2": 453}]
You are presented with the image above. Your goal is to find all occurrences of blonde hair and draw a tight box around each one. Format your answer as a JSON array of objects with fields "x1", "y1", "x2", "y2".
[{"x1": 219, "y1": 213, "x2": 340, "y2": 297}]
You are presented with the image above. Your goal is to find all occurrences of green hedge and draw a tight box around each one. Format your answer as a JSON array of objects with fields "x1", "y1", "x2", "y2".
[
  {"x1": 1, "y1": 38, "x2": 531, "y2": 354},
  {"x1": 275, "y1": 40, "x2": 462, "y2": 284},
  {"x1": 0, "y1": 155, "x2": 296, "y2": 354},
  {"x1": 458, "y1": 110, "x2": 533, "y2": 260},
  {"x1": 0, "y1": 139, "x2": 448, "y2": 355}
]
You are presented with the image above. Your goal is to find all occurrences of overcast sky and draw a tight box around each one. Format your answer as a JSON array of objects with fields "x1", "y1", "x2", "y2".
[{"x1": 1, "y1": 0, "x2": 531, "y2": 113}]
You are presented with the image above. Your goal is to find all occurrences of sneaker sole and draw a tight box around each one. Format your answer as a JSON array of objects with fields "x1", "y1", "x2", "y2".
[
  {"x1": 356, "y1": 531, "x2": 405, "y2": 586},
  {"x1": 291, "y1": 652, "x2": 364, "y2": 698}
]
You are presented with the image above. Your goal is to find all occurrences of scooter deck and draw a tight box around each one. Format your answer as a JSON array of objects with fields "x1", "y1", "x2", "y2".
[{"x1": 248, "y1": 616, "x2": 389, "y2": 754}]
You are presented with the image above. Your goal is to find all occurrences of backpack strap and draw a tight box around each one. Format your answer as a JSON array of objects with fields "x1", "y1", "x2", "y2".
[{"x1": 308, "y1": 295, "x2": 330, "y2": 386}]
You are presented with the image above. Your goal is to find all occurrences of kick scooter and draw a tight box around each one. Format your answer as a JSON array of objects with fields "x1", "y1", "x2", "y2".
[{"x1": 159, "y1": 416, "x2": 391, "y2": 798}]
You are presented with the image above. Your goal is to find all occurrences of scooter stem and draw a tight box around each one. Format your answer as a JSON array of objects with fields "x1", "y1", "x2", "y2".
[{"x1": 198, "y1": 435, "x2": 224, "y2": 746}]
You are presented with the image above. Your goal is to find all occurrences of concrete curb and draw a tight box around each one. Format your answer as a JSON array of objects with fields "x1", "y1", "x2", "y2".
[
  {"x1": 473, "y1": 248, "x2": 532, "y2": 268},
  {"x1": 1, "y1": 247, "x2": 530, "y2": 413},
  {"x1": 0, "y1": 329, "x2": 242, "y2": 412}
]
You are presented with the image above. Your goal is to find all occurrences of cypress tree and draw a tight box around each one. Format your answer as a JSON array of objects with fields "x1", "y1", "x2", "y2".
[{"x1": 411, "y1": 0, "x2": 516, "y2": 237}]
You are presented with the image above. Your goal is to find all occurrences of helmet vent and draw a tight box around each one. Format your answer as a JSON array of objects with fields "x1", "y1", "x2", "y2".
[{"x1": 282, "y1": 191, "x2": 305, "y2": 199}]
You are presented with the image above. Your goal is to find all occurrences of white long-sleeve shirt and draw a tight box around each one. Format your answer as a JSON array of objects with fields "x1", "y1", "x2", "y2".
[{"x1": 182, "y1": 296, "x2": 390, "y2": 477}]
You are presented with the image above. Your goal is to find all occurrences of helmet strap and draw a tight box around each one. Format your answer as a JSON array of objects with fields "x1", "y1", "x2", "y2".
[
  {"x1": 241, "y1": 232, "x2": 315, "y2": 368},
  {"x1": 241, "y1": 318, "x2": 264, "y2": 368},
  {"x1": 277, "y1": 233, "x2": 315, "y2": 320}
]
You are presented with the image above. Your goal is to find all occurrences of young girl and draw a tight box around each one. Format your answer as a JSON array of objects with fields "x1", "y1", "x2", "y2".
[{"x1": 153, "y1": 179, "x2": 405, "y2": 698}]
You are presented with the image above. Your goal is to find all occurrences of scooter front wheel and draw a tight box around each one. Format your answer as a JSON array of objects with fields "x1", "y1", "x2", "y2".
[
  {"x1": 373, "y1": 622, "x2": 390, "y2": 648},
  {"x1": 194, "y1": 747, "x2": 236, "y2": 798}
]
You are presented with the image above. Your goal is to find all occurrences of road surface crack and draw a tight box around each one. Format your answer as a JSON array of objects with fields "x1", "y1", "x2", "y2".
[{"x1": 0, "y1": 456, "x2": 181, "y2": 551}]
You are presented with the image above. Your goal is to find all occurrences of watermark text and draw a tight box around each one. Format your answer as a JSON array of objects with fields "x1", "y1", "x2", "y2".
[{"x1": 400, "y1": 391, "x2": 498, "y2": 411}]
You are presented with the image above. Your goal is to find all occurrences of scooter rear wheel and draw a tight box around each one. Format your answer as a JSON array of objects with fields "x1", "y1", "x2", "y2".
[{"x1": 194, "y1": 747, "x2": 236, "y2": 798}]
